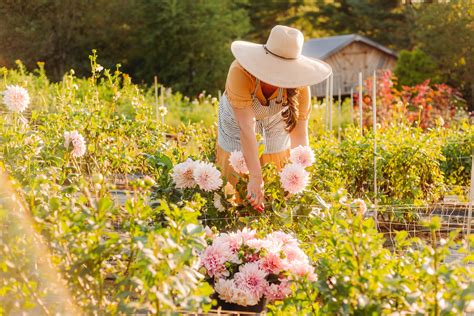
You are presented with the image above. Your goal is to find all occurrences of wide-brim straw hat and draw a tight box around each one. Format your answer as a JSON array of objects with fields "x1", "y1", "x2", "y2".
[{"x1": 231, "y1": 25, "x2": 332, "y2": 88}]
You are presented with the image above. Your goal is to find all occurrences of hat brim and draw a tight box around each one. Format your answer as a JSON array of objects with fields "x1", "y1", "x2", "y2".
[{"x1": 231, "y1": 40, "x2": 332, "y2": 88}]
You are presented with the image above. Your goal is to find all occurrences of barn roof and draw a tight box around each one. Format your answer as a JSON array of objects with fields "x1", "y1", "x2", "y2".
[{"x1": 302, "y1": 34, "x2": 398, "y2": 60}]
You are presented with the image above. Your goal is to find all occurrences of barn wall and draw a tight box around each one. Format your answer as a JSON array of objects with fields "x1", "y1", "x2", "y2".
[{"x1": 311, "y1": 42, "x2": 397, "y2": 98}]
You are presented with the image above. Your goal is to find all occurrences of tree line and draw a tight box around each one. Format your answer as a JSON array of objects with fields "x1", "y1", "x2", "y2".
[{"x1": 0, "y1": 0, "x2": 472, "y2": 108}]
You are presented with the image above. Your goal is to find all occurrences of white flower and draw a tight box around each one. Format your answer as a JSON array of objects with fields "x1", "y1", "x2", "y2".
[
  {"x1": 290, "y1": 145, "x2": 315, "y2": 168},
  {"x1": 172, "y1": 159, "x2": 197, "y2": 189},
  {"x1": 3, "y1": 85, "x2": 30, "y2": 112},
  {"x1": 279, "y1": 163, "x2": 309, "y2": 194},
  {"x1": 158, "y1": 105, "x2": 167, "y2": 117},
  {"x1": 64, "y1": 130, "x2": 86, "y2": 157},
  {"x1": 95, "y1": 64, "x2": 104, "y2": 72},
  {"x1": 229, "y1": 150, "x2": 249, "y2": 174},
  {"x1": 213, "y1": 193, "x2": 225, "y2": 212},
  {"x1": 193, "y1": 161, "x2": 223, "y2": 191}
]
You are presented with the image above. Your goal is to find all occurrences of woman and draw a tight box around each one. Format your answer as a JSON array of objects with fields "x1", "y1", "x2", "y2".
[{"x1": 216, "y1": 25, "x2": 332, "y2": 211}]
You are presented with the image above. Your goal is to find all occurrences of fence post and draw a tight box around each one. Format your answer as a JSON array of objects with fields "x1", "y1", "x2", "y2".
[
  {"x1": 359, "y1": 72, "x2": 363, "y2": 134},
  {"x1": 338, "y1": 87, "x2": 342, "y2": 141},
  {"x1": 154, "y1": 76, "x2": 159, "y2": 122},
  {"x1": 325, "y1": 77, "x2": 329, "y2": 131},
  {"x1": 373, "y1": 71, "x2": 378, "y2": 216},
  {"x1": 350, "y1": 87, "x2": 354, "y2": 126},
  {"x1": 467, "y1": 151, "x2": 473, "y2": 242},
  {"x1": 160, "y1": 85, "x2": 165, "y2": 125},
  {"x1": 329, "y1": 73, "x2": 334, "y2": 131}
]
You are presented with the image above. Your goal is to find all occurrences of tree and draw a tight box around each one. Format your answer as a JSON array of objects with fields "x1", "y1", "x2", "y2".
[
  {"x1": 135, "y1": 0, "x2": 250, "y2": 96},
  {"x1": 301, "y1": 0, "x2": 411, "y2": 50},
  {"x1": 394, "y1": 48, "x2": 441, "y2": 87},
  {"x1": 410, "y1": 0, "x2": 474, "y2": 109},
  {"x1": 0, "y1": 0, "x2": 141, "y2": 80}
]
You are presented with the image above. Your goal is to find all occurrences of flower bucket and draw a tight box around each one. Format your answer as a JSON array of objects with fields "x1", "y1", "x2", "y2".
[{"x1": 212, "y1": 292, "x2": 267, "y2": 314}]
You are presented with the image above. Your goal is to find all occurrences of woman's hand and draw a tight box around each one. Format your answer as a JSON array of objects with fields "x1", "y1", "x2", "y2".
[{"x1": 246, "y1": 175, "x2": 264, "y2": 212}]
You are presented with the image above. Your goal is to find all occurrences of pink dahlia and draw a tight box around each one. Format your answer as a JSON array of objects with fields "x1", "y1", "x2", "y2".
[
  {"x1": 64, "y1": 130, "x2": 86, "y2": 158},
  {"x1": 289, "y1": 261, "x2": 317, "y2": 281},
  {"x1": 234, "y1": 262, "x2": 269, "y2": 298},
  {"x1": 232, "y1": 286, "x2": 259, "y2": 306},
  {"x1": 171, "y1": 159, "x2": 196, "y2": 189},
  {"x1": 266, "y1": 231, "x2": 298, "y2": 247},
  {"x1": 214, "y1": 278, "x2": 235, "y2": 302},
  {"x1": 279, "y1": 163, "x2": 309, "y2": 194},
  {"x1": 283, "y1": 245, "x2": 309, "y2": 264},
  {"x1": 289, "y1": 145, "x2": 315, "y2": 168},
  {"x1": 229, "y1": 150, "x2": 249, "y2": 174},
  {"x1": 2, "y1": 85, "x2": 30, "y2": 113},
  {"x1": 213, "y1": 232, "x2": 243, "y2": 259},
  {"x1": 264, "y1": 280, "x2": 292, "y2": 301},
  {"x1": 193, "y1": 161, "x2": 223, "y2": 191},
  {"x1": 259, "y1": 252, "x2": 287, "y2": 275},
  {"x1": 200, "y1": 243, "x2": 232, "y2": 278}
]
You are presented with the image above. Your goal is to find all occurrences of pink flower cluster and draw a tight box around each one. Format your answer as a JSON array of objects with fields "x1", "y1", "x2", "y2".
[
  {"x1": 172, "y1": 159, "x2": 223, "y2": 191},
  {"x1": 64, "y1": 130, "x2": 86, "y2": 158},
  {"x1": 279, "y1": 146, "x2": 315, "y2": 194},
  {"x1": 229, "y1": 150, "x2": 249, "y2": 174},
  {"x1": 201, "y1": 229, "x2": 315, "y2": 307}
]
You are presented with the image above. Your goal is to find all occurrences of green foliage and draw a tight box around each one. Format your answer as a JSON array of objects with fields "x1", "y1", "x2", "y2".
[
  {"x1": 412, "y1": 0, "x2": 474, "y2": 108},
  {"x1": 1, "y1": 60, "x2": 473, "y2": 314},
  {"x1": 394, "y1": 48, "x2": 441, "y2": 87}
]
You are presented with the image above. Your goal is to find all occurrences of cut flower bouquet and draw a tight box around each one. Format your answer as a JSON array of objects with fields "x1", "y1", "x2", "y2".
[{"x1": 200, "y1": 228, "x2": 316, "y2": 310}]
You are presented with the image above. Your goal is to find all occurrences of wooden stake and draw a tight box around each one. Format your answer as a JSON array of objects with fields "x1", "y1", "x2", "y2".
[
  {"x1": 350, "y1": 87, "x2": 354, "y2": 125},
  {"x1": 329, "y1": 74, "x2": 333, "y2": 131},
  {"x1": 359, "y1": 72, "x2": 363, "y2": 134},
  {"x1": 466, "y1": 151, "x2": 473, "y2": 241},
  {"x1": 373, "y1": 71, "x2": 378, "y2": 210},
  {"x1": 154, "y1": 76, "x2": 159, "y2": 122},
  {"x1": 338, "y1": 86, "x2": 342, "y2": 141},
  {"x1": 325, "y1": 77, "x2": 329, "y2": 131}
]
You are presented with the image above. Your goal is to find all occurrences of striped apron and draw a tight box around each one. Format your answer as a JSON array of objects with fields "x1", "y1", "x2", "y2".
[{"x1": 217, "y1": 78, "x2": 290, "y2": 154}]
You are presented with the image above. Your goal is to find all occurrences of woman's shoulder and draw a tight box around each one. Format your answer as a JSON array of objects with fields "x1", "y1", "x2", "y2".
[
  {"x1": 227, "y1": 60, "x2": 255, "y2": 83},
  {"x1": 225, "y1": 60, "x2": 256, "y2": 108}
]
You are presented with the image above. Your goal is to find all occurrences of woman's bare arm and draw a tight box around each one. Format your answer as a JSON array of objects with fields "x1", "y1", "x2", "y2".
[{"x1": 233, "y1": 106, "x2": 264, "y2": 210}]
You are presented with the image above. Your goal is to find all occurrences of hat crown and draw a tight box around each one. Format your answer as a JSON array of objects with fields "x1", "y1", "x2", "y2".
[{"x1": 265, "y1": 25, "x2": 304, "y2": 59}]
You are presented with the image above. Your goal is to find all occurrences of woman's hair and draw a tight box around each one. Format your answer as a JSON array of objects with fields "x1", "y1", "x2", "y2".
[{"x1": 281, "y1": 88, "x2": 299, "y2": 132}]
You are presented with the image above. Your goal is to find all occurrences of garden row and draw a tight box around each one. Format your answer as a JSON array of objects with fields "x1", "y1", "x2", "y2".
[{"x1": 0, "y1": 61, "x2": 473, "y2": 314}]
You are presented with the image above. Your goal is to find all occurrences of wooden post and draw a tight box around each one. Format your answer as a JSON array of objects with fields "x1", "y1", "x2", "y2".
[
  {"x1": 338, "y1": 86, "x2": 342, "y2": 141},
  {"x1": 373, "y1": 71, "x2": 378, "y2": 211},
  {"x1": 467, "y1": 151, "x2": 473, "y2": 240},
  {"x1": 325, "y1": 77, "x2": 329, "y2": 131},
  {"x1": 160, "y1": 84, "x2": 165, "y2": 125},
  {"x1": 359, "y1": 72, "x2": 363, "y2": 134},
  {"x1": 329, "y1": 74, "x2": 334, "y2": 131},
  {"x1": 350, "y1": 87, "x2": 354, "y2": 125},
  {"x1": 154, "y1": 76, "x2": 159, "y2": 122}
]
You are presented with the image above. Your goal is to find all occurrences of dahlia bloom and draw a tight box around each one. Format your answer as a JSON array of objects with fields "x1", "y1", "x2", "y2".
[
  {"x1": 2, "y1": 85, "x2": 30, "y2": 113},
  {"x1": 229, "y1": 150, "x2": 249, "y2": 174},
  {"x1": 233, "y1": 262, "x2": 269, "y2": 298},
  {"x1": 279, "y1": 163, "x2": 309, "y2": 194},
  {"x1": 200, "y1": 243, "x2": 232, "y2": 278},
  {"x1": 289, "y1": 145, "x2": 315, "y2": 168},
  {"x1": 264, "y1": 280, "x2": 292, "y2": 301},
  {"x1": 171, "y1": 159, "x2": 196, "y2": 189},
  {"x1": 213, "y1": 193, "x2": 225, "y2": 212},
  {"x1": 214, "y1": 278, "x2": 235, "y2": 302},
  {"x1": 64, "y1": 130, "x2": 86, "y2": 158},
  {"x1": 259, "y1": 251, "x2": 287, "y2": 274},
  {"x1": 193, "y1": 161, "x2": 223, "y2": 191}
]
